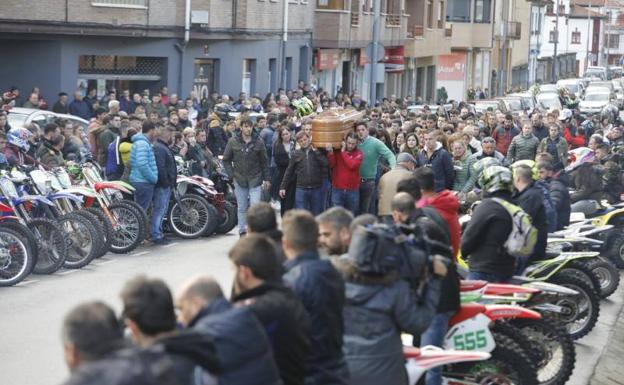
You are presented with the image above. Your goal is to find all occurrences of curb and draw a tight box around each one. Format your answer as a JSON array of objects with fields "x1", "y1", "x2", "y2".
[{"x1": 589, "y1": 293, "x2": 624, "y2": 385}]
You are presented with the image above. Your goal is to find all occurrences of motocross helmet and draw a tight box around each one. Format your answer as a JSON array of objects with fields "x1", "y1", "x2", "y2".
[
  {"x1": 7, "y1": 127, "x2": 33, "y2": 152},
  {"x1": 566, "y1": 147, "x2": 596, "y2": 173},
  {"x1": 66, "y1": 163, "x2": 82, "y2": 180},
  {"x1": 479, "y1": 165, "x2": 513, "y2": 196},
  {"x1": 471, "y1": 156, "x2": 501, "y2": 176},
  {"x1": 292, "y1": 96, "x2": 314, "y2": 117}
]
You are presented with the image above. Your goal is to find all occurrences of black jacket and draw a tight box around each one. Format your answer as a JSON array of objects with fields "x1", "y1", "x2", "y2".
[
  {"x1": 283, "y1": 250, "x2": 349, "y2": 385},
  {"x1": 533, "y1": 123, "x2": 549, "y2": 142},
  {"x1": 409, "y1": 208, "x2": 460, "y2": 313},
  {"x1": 513, "y1": 183, "x2": 548, "y2": 261},
  {"x1": 547, "y1": 175, "x2": 571, "y2": 230},
  {"x1": 222, "y1": 132, "x2": 270, "y2": 188},
  {"x1": 233, "y1": 282, "x2": 311, "y2": 385},
  {"x1": 419, "y1": 145, "x2": 454, "y2": 192},
  {"x1": 186, "y1": 143, "x2": 207, "y2": 176},
  {"x1": 153, "y1": 139, "x2": 177, "y2": 188},
  {"x1": 280, "y1": 147, "x2": 328, "y2": 189},
  {"x1": 189, "y1": 298, "x2": 282, "y2": 385},
  {"x1": 461, "y1": 192, "x2": 515, "y2": 278},
  {"x1": 156, "y1": 330, "x2": 221, "y2": 385},
  {"x1": 206, "y1": 125, "x2": 230, "y2": 156},
  {"x1": 274, "y1": 141, "x2": 296, "y2": 190}
]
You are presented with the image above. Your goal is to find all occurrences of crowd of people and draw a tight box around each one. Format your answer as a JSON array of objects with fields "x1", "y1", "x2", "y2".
[{"x1": 3, "y1": 81, "x2": 624, "y2": 384}]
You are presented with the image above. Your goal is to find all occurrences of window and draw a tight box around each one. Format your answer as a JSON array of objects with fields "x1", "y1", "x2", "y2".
[
  {"x1": 317, "y1": 0, "x2": 344, "y2": 9},
  {"x1": 558, "y1": 4, "x2": 565, "y2": 14},
  {"x1": 427, "y1": 1, "x2": 434, "y2": 28},
  {"x1": 242, "y1": 59, "x2": 256, "y2": 96},
  {"x1": 91, "y1": 0, "x2": 147, "y2": 8},
  {"x1": 608, "y1": 34, "x2": 620, "y2": 49},
  {"x1": 571, "y1": 29, "x2": 581, "y2": 44},
  {"x1": 446, "y1": 0, "x2": 470, "y2": 22},
  {"x1": 474, "y1": 0, "x2": 491, "y2": 23},
  {"x1": 438, "y1": 1, "x2": 445, "y2": 28},
  {"x1": 549, "y1": 29, "x2": 558, "y2": 43}
]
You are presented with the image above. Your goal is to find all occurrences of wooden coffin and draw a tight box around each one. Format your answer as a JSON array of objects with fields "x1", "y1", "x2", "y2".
[{"x1": 311, "y1": 108, "x2": 365, "y2": 148}]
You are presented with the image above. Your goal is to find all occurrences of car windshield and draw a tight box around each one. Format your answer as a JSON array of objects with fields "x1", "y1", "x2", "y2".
[
  {"x1": 7, "y1": 113, "x2": 28, "y2": 130},
  {"x1": 536, "y1": 95, "x2": 561, "y2": 108},
  {"x1": 584, "y1": 93, "x2": 609, "y2": 102},
  {"x1": 474, "y1": 103, "x2": 498, "y2": 112},
  {"x1": 504, "y1": 99, "x2": 522, "y2": 111},
  {"x1": 585, "y1": 70, "x2": 605, "y2": 79},
  {"x1": 539, "y1": 85, "x2": 558, "y2": 93},
  {"x1": 564, "y1": 84, "x2": 578, "y2": 93}
]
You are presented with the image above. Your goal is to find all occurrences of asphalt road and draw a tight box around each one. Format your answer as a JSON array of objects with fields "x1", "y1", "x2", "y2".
[
  {"x1": 0, "y1": 232, "x2": 622, "y2": 385},
  {"x1": 0, "y1": 233, "x2": 240, "y2": 385}
]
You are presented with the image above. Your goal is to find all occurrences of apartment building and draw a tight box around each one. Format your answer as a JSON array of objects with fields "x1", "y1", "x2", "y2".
[
  {"x1": 441, "y1": 0, "x2": 495, "y2": 101},
  {"x1": 603, "y1": 0, "x2": 624, "y2": 65},
  {"x1": 0, "y1": 0, "x2": 314, "y2": 102},
  {"x1": 490, "y1": 0, "x2": 526, "y2": 94}
]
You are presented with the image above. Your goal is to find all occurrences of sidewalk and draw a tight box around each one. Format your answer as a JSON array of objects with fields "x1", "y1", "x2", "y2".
[{"x1": 590, "y1": 298, "x2": 624, "y2": 385}]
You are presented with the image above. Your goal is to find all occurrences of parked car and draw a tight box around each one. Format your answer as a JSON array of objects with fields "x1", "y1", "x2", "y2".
[
  {"x1": 586, "y1": 81, "x2": 614, "y2": 93},
  {"x1": 507, "y1": 92, "x2": 537, "y2": 111},
  {"x1": 470, "y1": 99, "x2": 507, "y2": 114},
  {"x1": 584, "y1": 66, "x2": 608, "y2": 80},
  {"x1": 537, "y1": 84, "x2": 559, "y2": 95},
  {"x1": 496, "y1": 96, "x2": 524, "y2": 113},
  {"x1": 611, "y1": 80, "x2": 624, "y2": 109},
  {"x1": 557, "y1": 78, "x2": 585, "y2": 98},
  {"x1": 579, "y1": 90, "x2": 613, "y2": 114},
  {"x1": 536, "y1": 93, "x2": 563, "y2": 111},
  {"x1": 7, "y1": 107, "x2": 89, "y2": 134}
]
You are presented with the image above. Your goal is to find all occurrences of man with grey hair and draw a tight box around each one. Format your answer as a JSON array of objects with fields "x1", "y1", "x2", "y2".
[
  {"x1": 176, "y1": 275, "x2": 281, "y2": 385},
  {"x1": 378, "y1": 152, "x2": 417, "y2": 222},
  {"x1": 316, "y1": 207, "x2": 354, "y2": 256}
]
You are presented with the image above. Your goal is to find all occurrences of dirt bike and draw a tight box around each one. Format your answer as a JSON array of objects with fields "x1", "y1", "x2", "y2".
[
  {"x1": 0, "y1": 202, "x2": 34, "y2": 286},
  {"x1": 0, "y1": 171, "x2": 67, "y2": 274},
  {"x1": 403, "y1": 345, "x2": 491, "y2": 385},
  {"x1": 459, "y1": 280, "x2": 577, "y2": 385}
]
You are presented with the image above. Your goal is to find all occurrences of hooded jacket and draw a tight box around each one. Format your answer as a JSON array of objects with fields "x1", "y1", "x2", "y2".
[
  {"x1": 189, "y1": 298, "x2": 282, "y2": 385},
  {"x1": 334, "y1": 258, "x2": 440, "y2": 385},
  {"x1": 129, "y1": 133, "x2": 158, "y2": 185},
  {"x1": 153, "y1": 138, "x2": 177, "y2": 188},
  {"x1": 283, "y1": 250, "x2": 349, "y2": 385},
  {"x1": 417, "y1": 190, "x2": 461, "y2": 259},
  {"x1": 419, "y1": 142, "x2": 454, "y2": 192},
  {"x1": 461, "y1": 191, "x2": 515, "y2": 279},
  {"x1": 232, "y1": 282, "x2": 311, "y2": 385}
]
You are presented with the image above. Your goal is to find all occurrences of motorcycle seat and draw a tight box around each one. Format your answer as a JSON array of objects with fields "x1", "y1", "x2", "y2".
[
  {"x1": 460, "y1": 280, "x2": 488, "y2": 292},
  {"x1": 449, "y1": 303, "x2": 487, "y2": 326}
]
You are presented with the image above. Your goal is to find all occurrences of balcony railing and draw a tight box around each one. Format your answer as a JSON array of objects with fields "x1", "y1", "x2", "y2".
[
  {"x1": 386, "y1": 14, "x2": 401, "y2": 27},
  {"x1": 351, "y1": 12, "x2": 359, "y2": 26},
  {"x1": 407, "y1": 25, "x2": 424, "y2": 38}
]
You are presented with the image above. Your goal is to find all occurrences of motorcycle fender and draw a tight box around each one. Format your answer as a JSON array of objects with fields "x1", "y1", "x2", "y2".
[
  {"x1": 0, "y1": 202, "x2": 13, "y2": 213},
  {"x1": 443, "y1": 313, "x2": 496, "y2": 353},
  {"x1": 107, "y1": 180, "x2": 134, "y2": 191},
  {"x1": 48, "y1": 192, "x2": 83, "y2": 204},
  {"x1": 14, "y1": 194, "x2": 54, "y2": 206},
  {"x1": 483, "y1": 304, "x2": 541, "y2": 320},
  {"x1": 601, "y1": 209, "x2": 624, "y2": 226},
  {"x1": 93, "y1": 181, "x2": 132, "y2": 194},
  {"x1": 526, "y1": 281, "x2": 579, "y2": 296},
  {"x1": 58, "y1": 187, "x2": 98, "y2": 198},
  {"x1": 484, "y1": 283, "x2": 540, "y2": 296}
]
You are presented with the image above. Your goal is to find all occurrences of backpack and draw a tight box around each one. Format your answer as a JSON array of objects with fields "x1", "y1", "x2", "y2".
[
  {"x1": 491, "y1": 198, "x2": 538, "y2": 258},
  {"x1": 105, "y1": 136, "x2": 123, "y2": 177}
]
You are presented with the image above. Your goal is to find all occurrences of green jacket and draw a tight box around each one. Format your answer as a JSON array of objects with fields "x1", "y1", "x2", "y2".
[
  {"x1": 358, "y1": 136, "x2": 396, "y2": 180},
  {"x1": 452, "y1": 151, "x2": 471, "y2": 192},
  {"x1": 506, "y1": 133, "x2": 539, "y2": 164},
  {"x1": 222, "y1": 132, "x2": 270, "y2": 188}
]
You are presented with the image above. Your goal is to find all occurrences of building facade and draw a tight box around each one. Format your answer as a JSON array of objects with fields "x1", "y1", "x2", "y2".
[{"x1": 0, "y1": 0, "x2": 314, "y2": 102}]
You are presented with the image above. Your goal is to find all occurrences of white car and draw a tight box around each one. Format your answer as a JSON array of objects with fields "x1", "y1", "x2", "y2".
[
  {"x1": 7, "y1": 107, "x2": 89, "y2": 134},
  {"x1": 612, "y1": 80, "x2": 624, "y2": 109},
  {"x1": 536, "y1": 93, "x2": 562, "y2": 111},
  {"x1": 579, "y1": 92, "x2": 612, "y2": 114},
  {"x1": 557, "y1": 79, "x2": 585, "y2": 98}
]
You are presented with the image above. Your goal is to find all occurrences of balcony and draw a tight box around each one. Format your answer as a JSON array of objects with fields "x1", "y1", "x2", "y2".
[
  {"x1": 405, "y1": 24, "x2": 452, "y2": 58},
  {"x1": 447, "y1": 22, "x2": 494, "y2": 49},
  {"x1": 496, "y1": 21, "x2": 522, "y2": 40},
  {"x1": 314, "y1": 10, "x2": 408, "y2": 48}
]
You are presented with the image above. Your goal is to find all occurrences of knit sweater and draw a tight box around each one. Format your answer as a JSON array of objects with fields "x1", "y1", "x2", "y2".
[{"x1": 357, "y1": 136, "x2": 396, "y2": 180}]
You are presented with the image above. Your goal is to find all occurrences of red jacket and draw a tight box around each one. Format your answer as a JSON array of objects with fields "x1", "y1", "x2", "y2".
[
  {"x1": 417, "y1": 190, "x2": 461, "y2": 259},
  {"x1": 327, "y1": 148, "x2": 363, "y2": 190},
  {"x1": 563, "y1": 127, "x2": 585, "y2": 149}
]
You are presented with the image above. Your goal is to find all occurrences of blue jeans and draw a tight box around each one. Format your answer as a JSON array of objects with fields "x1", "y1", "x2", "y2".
[
  {"x1": 358, "y1": 179, "x2": 376, "y2": 215},
  {"x1": 234, "y1": 181, "x2": 262, "y2": 234},
  {"x1": 321, "y1": 178, "x2": 332, "y2": 211},
  {"x1": 132, "y1": 182, "x2": 155, "y2": 211},
  {"x1": 421, "y1": 311, "x2": 454, "y2": 385},
  {"x1": 331, "y1": 188, "x2": 359, "y2": 215},
  {"x1": 467, "y1": 271, "x2": 511, "y2": 283},
  {"x1": 295, "y1": 187, "x2": 323, "y2": 215},
  {"x1": 151, "y1": 186, "x2": 171, "y2": 241}
]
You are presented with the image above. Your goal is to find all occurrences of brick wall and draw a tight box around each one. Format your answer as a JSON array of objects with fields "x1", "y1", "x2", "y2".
[{"x1": 0, "y1": 0, "x2": 66, "y2": 21}]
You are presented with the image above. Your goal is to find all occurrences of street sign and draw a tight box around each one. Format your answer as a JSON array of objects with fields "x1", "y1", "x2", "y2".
[{"x1": 365, "y1": 42, "x2": 385, "y2": 63}]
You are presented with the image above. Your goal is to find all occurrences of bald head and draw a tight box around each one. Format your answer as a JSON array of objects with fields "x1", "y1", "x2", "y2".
[
  {"x1": 176, "y1": 275, "x2": 224, "y2": 326},
  {"x1": 391, "y1": 192, "x2": 415, "y2": 224}
]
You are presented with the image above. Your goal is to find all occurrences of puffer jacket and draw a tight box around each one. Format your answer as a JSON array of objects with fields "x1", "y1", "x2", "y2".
[
  {"x1": 222, "y1": 132, "x2": 270, "y2": 188},
  {"x1": 452, "y1": 150, "x2": 471, "y2": 191},
  {"x1": 506, "y1": 133, "x2": 539, "y2": 163},
  {"x1": 189, "y1": 298, "x2": 282, "y2": 385},
  {"x1": 461, "y1": 150, "x2": 507, "y2": 193},
  {"x1": 283, "y1": 250, "x2": 349, "y2": 385},
  {"x1": 280, "y1": 147, "x2": 329, "y2": 189},
  {"x1": 335, "y1": 259, "x2": 441, "y2": 385},
  {"x1": 129, "y1": 133, "x2": 158, "y2": 185}
]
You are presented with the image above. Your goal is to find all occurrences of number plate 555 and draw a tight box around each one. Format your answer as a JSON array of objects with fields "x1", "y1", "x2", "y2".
[{"x1": 444, "y1": 313, "x2": 496, "y2": 353}]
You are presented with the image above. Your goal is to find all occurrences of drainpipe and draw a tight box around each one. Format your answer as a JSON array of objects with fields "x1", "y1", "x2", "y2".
[
  {"x1": 370, "y1": 0, "x2": 381, "y2": 105},
  {"x1": 176, "y1": 0, "x2": 192, "y2": 96},
  {"x1": 281, "y1": 0, "x2": 289, "y2": 90}
]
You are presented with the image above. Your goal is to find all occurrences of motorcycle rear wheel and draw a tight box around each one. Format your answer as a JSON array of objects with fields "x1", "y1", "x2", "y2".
[
  {"x1": 0, "y1": 227, "x2": 32, "y2": 286},
  {"x1": 549, "y1": 271, "x2": 600, "y2": 340},
  {"x1": 169, "y1": 194, "x2": 214, "y2": 239}
]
